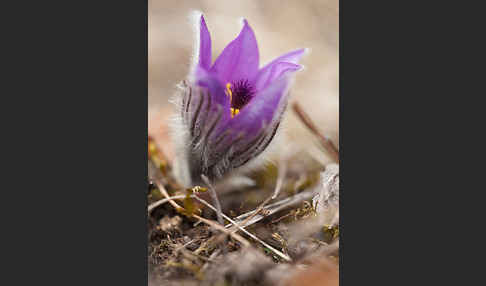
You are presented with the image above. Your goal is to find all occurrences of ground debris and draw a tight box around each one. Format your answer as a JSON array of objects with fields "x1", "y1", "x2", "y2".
[
  {"x1": 147, "y1": 135, "x2": 339, "y2": 285},
  {"x1": 287, "y1": 238, "x2": 323, "y2": 260},
  {"x1": 200, "y1": 247, "x2": 276, "y2": 286},
  {"x1": 312, "y1": 164, "x2": 339, "y2": 226},
  {"x1": 158, "y1": 215, "x2": 182, "y2": 232}
]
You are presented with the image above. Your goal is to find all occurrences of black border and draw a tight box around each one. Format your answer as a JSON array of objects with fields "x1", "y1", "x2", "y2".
[
  {"x1": 5, "y1": 0, "x2": 148, "y2": 284},
  {"x1": 5, "y1": 0, "x2": 476, "y2": 284}
]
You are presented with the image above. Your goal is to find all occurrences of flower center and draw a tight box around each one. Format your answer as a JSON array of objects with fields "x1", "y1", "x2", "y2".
[{"x1": 225, "y1": 80, "x2": 255, "y2": 118}]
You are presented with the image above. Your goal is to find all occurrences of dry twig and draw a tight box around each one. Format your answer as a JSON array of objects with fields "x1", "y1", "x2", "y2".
[
  {"x1": 148, "y1": 195, "x2": 186, "y2": 214},
  {"x1": 193, "y1": 195, "x2": 291, "y2": 262},
  {"x1": 292, "y1": 102, "x2": 339, "y2": 162},
  {"x1": 201, "y1": 175, "x2": 224, "y2": 227},
  {"x1": 200, "y1": 249, "x2": 221, "y2": 273},
  {"x1": 148, "y1": 160, "x2": 250, "y2": 247},
  {"x1": 272, "y1": 160, "x2": 287, "y2": 199},
  {"x1": 148, "y1": 157, "x2": 294, "y2": 262},
  {"x1": 225, "y1": 189, "x2": 316, "y2": 229}
]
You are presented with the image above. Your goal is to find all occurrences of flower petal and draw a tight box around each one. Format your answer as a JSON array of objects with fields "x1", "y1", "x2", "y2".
[
  {"x1": 264, "y1": 48, "x2": 307, "y2": 66},
  {"x1": 253, "y1": 62, "x2": 301, "y2": 91},
  {"x1": 182, "y1": 67, "x2": 232, "y2": 149},
  {"x1": 252, "y1": 48, "x2": 306, "y2": 90},
  {"x1": 176, "y1": 74, "x2": 232, "y2": 185},
  {"x1": 226, "y1": 77, "x2": 290, "y2": 167},
  {"x1": 198, "y1": 15, "x2": 212, "y2": 69},
  {"x1": 210, "y1": 19, "x2": 259, "y2": 85},
  {"x1": 228, "y1": 76, "x2": 289, "y2": 137},
  {"x1": 207, "y1": 76, "x2": 289, "y2": 169},
  {"x1": 195, "y1": 67, "x2": 231, "y2": 109}
]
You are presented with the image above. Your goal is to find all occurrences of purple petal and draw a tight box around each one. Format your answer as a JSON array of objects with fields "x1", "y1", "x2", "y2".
[
  {"x1": 198, "y1": 15, "x2": 212, "y2": 70},
  {"x1": 195, "y1": 67, "x2": 230, "y2": 109},
  {"x1": 210, "y1": 19, "x2": 259, "y2": 85},
  {"x1": 264, "y1": 48, "x2": 307, "y2": 66},
  {"x1": 225, "y1": 78, "x2": 290, "y2": 167},
  {"x1": 183, "y1": 67, "x2": 231, "y2": 146},
  {"x1": 178, "y1": 68, "x2": 234, "y2": 184},
  {"x1": 253, "y1": 62, "x2": 301, "y2": 91},
  {"x1": 230, "y1": 77, "x2": 289, "y2": 135},
  {"x1": 252, "y1": 48, "x2": 306, "y2": 90},
  {"x1": 210, "y1": 76, "x2": 289, "y2": 156}
]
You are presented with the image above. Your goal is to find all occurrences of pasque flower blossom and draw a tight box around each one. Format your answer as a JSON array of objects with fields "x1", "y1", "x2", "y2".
[{"x1": 172, "y1": 12, "x2": 306, "y2": 186}]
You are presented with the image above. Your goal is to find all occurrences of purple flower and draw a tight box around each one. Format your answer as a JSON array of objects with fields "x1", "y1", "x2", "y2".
[{"x1": 172, "y1": 13, "x2": 306, "y2": 186}]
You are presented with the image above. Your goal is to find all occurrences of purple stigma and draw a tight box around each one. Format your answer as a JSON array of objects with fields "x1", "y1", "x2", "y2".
[{"x1": 230, "y1": 79, "x2": 255, "y2": 110}]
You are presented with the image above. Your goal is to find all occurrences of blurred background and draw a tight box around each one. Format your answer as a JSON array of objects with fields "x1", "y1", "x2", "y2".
[{"x1": 149, "y1": 0, "x2": 338, "y2": 164}]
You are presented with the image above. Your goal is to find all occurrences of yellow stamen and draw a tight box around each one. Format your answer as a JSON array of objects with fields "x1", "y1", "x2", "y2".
[
  {"x1": 226, "y1": 83, "x2": 239, "y2": 118},
  {"x1": 226, "y1": 83, "x2": 233, "y2": 102},
  {"x1": 231, "y1": 108, "x2": 240, "y2": 118}
]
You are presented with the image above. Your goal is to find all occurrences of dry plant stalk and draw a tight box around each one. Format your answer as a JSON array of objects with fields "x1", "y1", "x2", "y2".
[
  {"x1": 292, "y1": 102, "x2": 339, "y2": 162},
  {"x1": 193, "y1": 195, "x2": 291, "y2": 262},
  {"x1": 148, "y1": 160, "x2": 250, "y2": 247},
  {"x1": 148, "y1": 159, "x2": 291, "y2": 261},
  {"x1": 148, "y1": 195, "x2": 186, "y2": 214},
  {"x1": 201, "y1": 175, "x2": 224, "y2": 227},
  {"x1": 225, "y1": 189, "x2": 316, "y2": 229},
  {"x1": 272, "y1": 160, "x2": 287, "y2": 199},
  {"x1": 148, "y1": 190, "x2": 292, "y2": 262}
]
